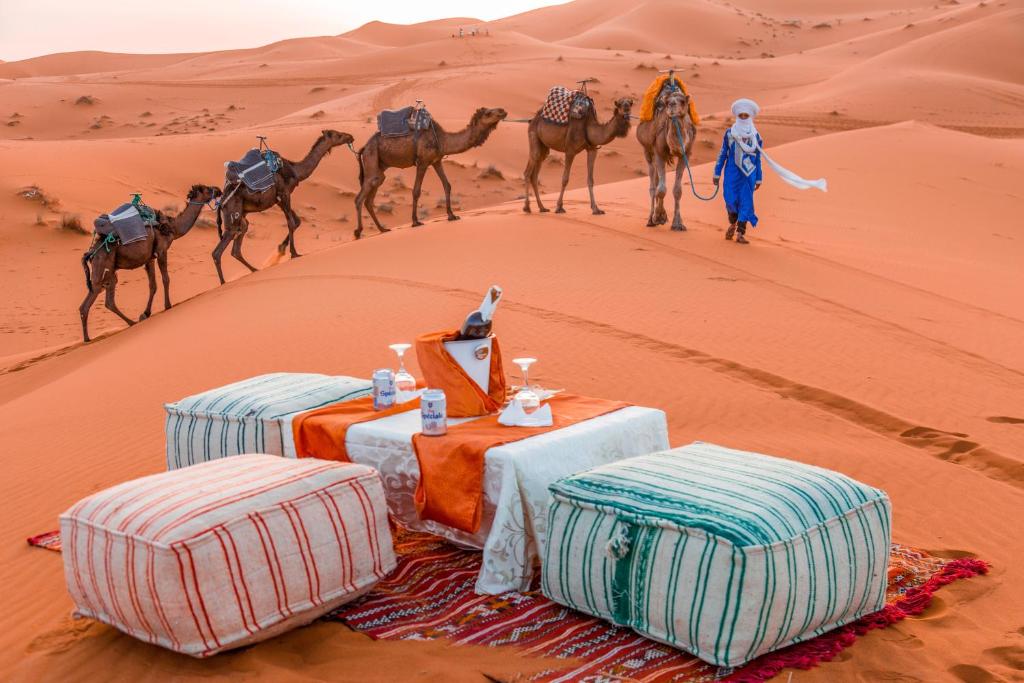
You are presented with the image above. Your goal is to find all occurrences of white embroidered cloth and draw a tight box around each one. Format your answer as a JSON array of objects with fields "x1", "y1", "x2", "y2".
[{"x1": 339, "y1": 406, "x2": 669, "y2": 594}]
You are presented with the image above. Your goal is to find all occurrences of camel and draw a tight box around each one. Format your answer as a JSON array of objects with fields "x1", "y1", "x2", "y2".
[
  {"x1": 636, "y1": 88, "x2": 696, "y2": 230},
  {"x1": 523, "y1": 96, "x2": 633, "y2": 215},
  {"x1": 79, "y1": 184, "x2": 221, "y2": 342},
  {"x1": 213, "y1": 129, "x2": 354, "y2": 284},
  {"x1": 353, "y1": 107, "x2": 508, "y2": 239}
]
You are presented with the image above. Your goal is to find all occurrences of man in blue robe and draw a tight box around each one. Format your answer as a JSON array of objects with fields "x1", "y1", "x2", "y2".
[{"x1": 713, "y1": 98, "x2": 762, "y2": 244}]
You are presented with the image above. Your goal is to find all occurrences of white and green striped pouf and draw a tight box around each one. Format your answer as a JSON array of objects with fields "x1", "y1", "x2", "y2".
[
  {"x1": 543, "y1": 442, "x2": 891, "y2": 669},
  {"x1": 164, "y1": 373, "x2": 371, "y2": 470}
]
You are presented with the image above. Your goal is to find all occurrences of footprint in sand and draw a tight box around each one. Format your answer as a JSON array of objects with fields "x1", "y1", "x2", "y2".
[
  {"x1": 986, "y1": 416, "x2": 1024, "y2": 425},
  {"x1": 26, "y1": 617, "x2": 106, "y2": 654},
  {"x1": 983, "y1": 644, "x2": 1024, "y2": 671},
  {"x1": 948, "y1": 663, "x2": 1000, "y2": 682}
]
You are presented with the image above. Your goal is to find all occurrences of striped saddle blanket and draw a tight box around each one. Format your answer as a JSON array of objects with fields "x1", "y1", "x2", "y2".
[
  {"x1": 93, "y1": 202, "x2": 157, "y2": 245},
  {"x1": 540, "y1": 86, "x2": 587, "y2": 125},
  {"x1": 225, "y1": 147, "x2": 282, "y2": 192},
  {"x1": 377, "y1": 106, "x2": 433, "y2": 138}
]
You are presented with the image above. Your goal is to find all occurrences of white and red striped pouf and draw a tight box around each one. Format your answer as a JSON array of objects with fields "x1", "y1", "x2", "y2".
[{"x1": 60, "y1": 454, "x2": 395, "y2": 657}]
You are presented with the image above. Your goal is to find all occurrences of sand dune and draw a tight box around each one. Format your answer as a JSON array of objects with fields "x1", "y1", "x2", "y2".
[{"x1": 1, "y1": 0, "x2": 1023, "y2": 680}]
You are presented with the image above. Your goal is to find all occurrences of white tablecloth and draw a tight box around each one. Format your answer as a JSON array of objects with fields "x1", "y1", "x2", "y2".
[{"x1": 338, "y1": 407, "x2": 670, "y2": 594}]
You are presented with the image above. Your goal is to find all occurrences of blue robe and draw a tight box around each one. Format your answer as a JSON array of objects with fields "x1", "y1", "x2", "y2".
[{"x1": 713, "y1": 131, "x2": 763, "y2": 226}]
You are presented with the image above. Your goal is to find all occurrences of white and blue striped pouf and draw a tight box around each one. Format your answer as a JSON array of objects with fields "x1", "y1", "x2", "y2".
[
  {"x1": 164, "y1": 373, "x2": 371, "y2": 470},
  {"x1": 543, "y1": 442, "x2": 891, "y2": 668}
]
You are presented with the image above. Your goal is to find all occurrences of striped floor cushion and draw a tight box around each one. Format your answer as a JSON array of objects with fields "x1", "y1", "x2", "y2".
[
  {"x1": 542, "y1": 442, "x2": 892, "y2": 669},
  {"x1": 61, "y1": 454, "x2": 396, "y2": 657},
  {"x1": 165, "y1": 373, "x2": 371, "y2": 470}
]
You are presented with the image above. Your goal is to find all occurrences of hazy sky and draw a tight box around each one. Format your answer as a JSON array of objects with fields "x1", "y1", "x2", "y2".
[{"x1": 0, "y1": 0, "x2": 569, "y2": 62}]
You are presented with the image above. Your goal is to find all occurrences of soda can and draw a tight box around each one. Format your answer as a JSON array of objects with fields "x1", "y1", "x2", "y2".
[
  {"x1": 420, "y1": 389, "x2": 447, "y2": 436},
  {"x1": 372, "y1": 369, "x2": 396, "y2": 411}
]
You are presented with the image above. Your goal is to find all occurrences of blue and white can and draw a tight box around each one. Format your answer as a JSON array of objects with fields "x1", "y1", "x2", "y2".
[
  {"x1": 420, "y1": 389, "x2": 447, "y2": 436},
  {"x1": 372, "y1": 369, "x2": 396, "y2": 410}
]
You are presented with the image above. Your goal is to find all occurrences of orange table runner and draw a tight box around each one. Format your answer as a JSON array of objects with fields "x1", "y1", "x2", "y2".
[
  {"x1": 292, "y1": 395, "x2": 419, "y2": 463},
  {"x1": 413, "y1": 394, "x2": 630, "y2": 534},
  {"x1": 293, "y1": 392, "x2": 630, "y2": 536}
]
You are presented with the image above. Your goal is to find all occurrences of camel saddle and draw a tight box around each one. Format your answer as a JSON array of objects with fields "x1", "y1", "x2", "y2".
[
  {"x1": 93, "y1": 201, "x2": 157, "y2": 246},
  {"x1": 225, "y1": 147, "x2": 282, "y2": 192},
  {"x1": 377, "y1": 106, "x2": 433, "y2": 138},
  {"x1": 540, "y1": 86, "x2": 588, "y2": 125}
]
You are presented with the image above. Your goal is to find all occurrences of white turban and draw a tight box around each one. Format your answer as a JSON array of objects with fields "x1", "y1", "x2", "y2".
[{"x1": 731, "y1": 98, "x2": 760, "y2": 118}]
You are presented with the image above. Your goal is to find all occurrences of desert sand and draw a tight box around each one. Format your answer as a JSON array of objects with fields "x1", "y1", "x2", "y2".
[{"x1": 1, "y1": 0, "x2": 1022, "y2": 680}]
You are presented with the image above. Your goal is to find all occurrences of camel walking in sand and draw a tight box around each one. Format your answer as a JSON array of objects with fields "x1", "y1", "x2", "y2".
[
  {"x1": 214, "y1": 129, "x2": 354, "y2": 284},
  {"x1": 79, "y1": 184, "x2": 221, "y2": 342},
  {"x1": 636, "y1": 89, "x2": 696, "y2": 230},
  {"x1": 353, "y1": 107, "x2": 508, "y2": 239},
  {"x1": 523, "y1": 97, "x2": 633, "y2": 215}
]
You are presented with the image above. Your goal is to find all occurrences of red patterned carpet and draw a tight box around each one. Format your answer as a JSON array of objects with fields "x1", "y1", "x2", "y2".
[{"x1": 329, "y1": 529, "x2": 989, "y2": 682}]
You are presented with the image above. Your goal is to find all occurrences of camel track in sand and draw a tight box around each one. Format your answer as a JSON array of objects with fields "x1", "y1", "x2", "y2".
[{"x1": 216, "y1": 270, "x2": 1023, "y2": 491}]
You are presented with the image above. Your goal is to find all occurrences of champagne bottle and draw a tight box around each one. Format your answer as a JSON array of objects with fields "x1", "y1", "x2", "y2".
[{"x1": 458, "y1": 286, "x2": 502, "y2": 340}]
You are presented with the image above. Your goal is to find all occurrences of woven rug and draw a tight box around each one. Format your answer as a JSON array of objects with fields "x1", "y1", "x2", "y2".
[
  {"x1": 329, "y1": 529, "x2": 988, "y2": 682},
  {"x1": 28, "y1": 528, "x2": 987, "y2": 681}
]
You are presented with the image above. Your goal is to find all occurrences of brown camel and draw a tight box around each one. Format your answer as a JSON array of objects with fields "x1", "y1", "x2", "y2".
[
  {"x1": 213, "y1": 129, "x2": 354, "y2": 284},
  {"x1": 522, "y1": 96, "x2": 633, "y2": 215},
  {"x1": 353, "y1": 107, "x2": 508, "y2": 239},
  {"x1": 79, "y1": 184, "x2": 221, "y2": 342},
  {"x1": 636, "y1": 89, "x2": 696, "y2": 230}
]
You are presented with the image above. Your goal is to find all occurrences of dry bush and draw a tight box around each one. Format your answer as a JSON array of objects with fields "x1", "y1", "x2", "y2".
[
  {"x1": 75, "y1": 95, "x2": 97, "y2": 106},
  {"x1": 60, "y1": 214, "x2": 88, "y2": 234},
  {"x1": 477, "y1": 164, "x2": 505, "y2": 180}
]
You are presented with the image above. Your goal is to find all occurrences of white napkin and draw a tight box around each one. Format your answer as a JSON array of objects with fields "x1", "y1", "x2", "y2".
[{"x1": 498, "y1": 400, "x2": 553, "y2": 427}]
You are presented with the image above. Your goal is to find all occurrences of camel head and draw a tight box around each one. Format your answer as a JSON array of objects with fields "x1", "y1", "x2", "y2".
[
  {"x1": 614, "y1": 97, "x2": 634, "y2": 119},
  {"x1": 663, "y1": 91, "x2": 690, "y2": 121},
  {"x1": 474, "y1": 107, "x2": 508, "y2": 129},
  {"x1": 187, "y1": 184, "x2": 222, "y2": 205},
  {"x1": 320, "y1": 129, "x2": 355, "y2": 150}
]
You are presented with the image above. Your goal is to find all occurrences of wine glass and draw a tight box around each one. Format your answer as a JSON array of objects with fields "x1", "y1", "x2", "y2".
[
  {"x1": 389, "y1": 343, "x2": 416, "y2": 398},
  {"x1": 512, "y1": 357, "x2": 540, "y2": 414}
]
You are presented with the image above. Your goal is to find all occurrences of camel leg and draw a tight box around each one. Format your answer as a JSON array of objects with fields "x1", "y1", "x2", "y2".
[
  {"x1": 365, "y1": 181, "x2": 389, "y2": 234},
  {"x1": 354, "y1": 179, "x2": 371, "y2": 240},
  {"x1": 157, "y1": 252, "x2": 172, "y2": 310},
  {"x1": 532, "y1": 148, "x2": 550, "y2": 213},
  {"x1": 671, "y1": 162, "x2": 687, "y2": 231},
  {"x1": 432, "y1": 161, "x2": 459, "y2": 221},
  {"x1": 277, "y1": 195, "x2": 303, "y2": 258},
  {"x1": 644, "y1": 153, "x2": 658, "y2": 227},
  {"x1": 79, "y1": 264, "x2": 103, "y2": 342},
  {"x1": 212, "y1": 215, "x2": 239, "y2": 284},
  {"x1": 585, "y1": 147, "x2": 604, "y2": 215},
  {"x1": 411, "y1": 164, "x2": 428, "y2": 227},
  {"x1": 103, "y1": 274, "x2": 136, "y2": 328},
  {"x1": 140, "y1": 259, "x2": 157, "y2": 321},
  {"x1": 231, "y1": 230, "x2": 258, "y2": 273},
  {"x1": 654, "y1": 155, "x2": 669, "y2": 225},
  {"x1": 522, "y1": 156, "x2": 535, "y2": 213},
  {"x1": 555, "y1": 152, "x2": 576, "y2": 213}
]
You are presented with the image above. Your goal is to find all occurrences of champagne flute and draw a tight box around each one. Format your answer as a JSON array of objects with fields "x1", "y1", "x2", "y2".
[
  {"x1": 512, "y1": 357, "x2": 540, "y2": 414},
  {"x1": 389, "y1": 343, "x2": 416, "y2": 398}
]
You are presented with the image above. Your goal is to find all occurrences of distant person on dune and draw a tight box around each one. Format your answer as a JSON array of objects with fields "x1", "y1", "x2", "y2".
[{"x1": 713, "y1": 99, "x2": 762, "y2": 244}]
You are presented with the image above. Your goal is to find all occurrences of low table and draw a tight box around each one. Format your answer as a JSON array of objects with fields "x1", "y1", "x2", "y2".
[{"x1": 342, "y1": 406, "x2": 670, "y2": 594}]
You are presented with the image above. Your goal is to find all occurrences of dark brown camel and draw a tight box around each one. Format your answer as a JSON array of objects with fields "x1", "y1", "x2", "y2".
[
  {"x1": 353, "y1": 107, "x2": 508, "y2": 239},
  {"x1": 636, "y1": 89, "x2": 696, "y2": 230},
  {"x1": 522, "y1": 96, "x2": 633, "y2": 214},
  {"x1": 213, "y1": 129, "x2": 354, "y2": 284},
  {"x1": 79, "y1": 184, "x2": 221, "y2": 342}
]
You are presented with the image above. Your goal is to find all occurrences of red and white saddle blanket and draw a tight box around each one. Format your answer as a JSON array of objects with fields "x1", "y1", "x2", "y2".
[{"x1": 540, "y1": 86, "x2": 584, "y2": 124}]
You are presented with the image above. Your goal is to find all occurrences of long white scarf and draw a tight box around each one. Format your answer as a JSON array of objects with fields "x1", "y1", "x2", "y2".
[{"x1": 730, "y1": 115, "x2": 828, "y2": 192}]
